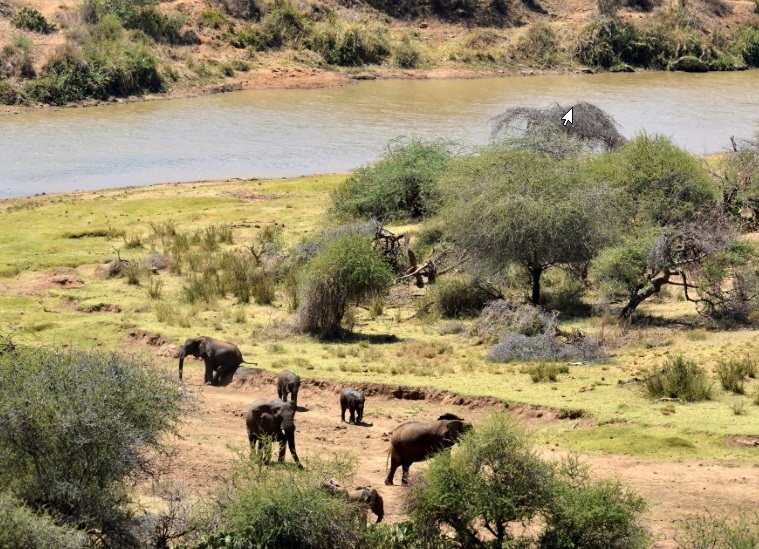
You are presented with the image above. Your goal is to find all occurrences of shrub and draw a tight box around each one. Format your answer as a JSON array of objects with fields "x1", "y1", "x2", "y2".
[
  {"x1": 11, "y1": 7, "x2": 56, "y2": 34},
  {"x1": 410, "y1": 414, "x2": 554, "y2": 547},
  {"x1": 194, "y1": 459, "x2": 364, "y2": 549},
  {"x1": 645, "y1": 356, "x2": 714, "y2": 401},
  {"x1": 0, "y1": 493, "x2": 88, "y2": 549},
  {"x1": 416, "y1": 276, "x2": 494, "y2": 319},
  {"x1": 740, "y1": 27, "x2": 759, "y2": 67},
  {"x1": 471, "y1": 299, "x2": 558, "y2": 341},
  {"x1": 675, "y1": 513, "x2": 759, "y2": 548},
  {"x1": 0, "y1": 348, "x2": 186, "y2": 547},
  {"x1": 295, "y1": 233, "x2": 393, "y2": 336},
  {"x1": 541, "y1": 457, "x2": 649, "y2": 549},
  {"x1": 575, "y1": 18, "x2": 640, "y2": 68},
  {"x1": 332, "y1": 138, "x2": 455, "y2": 221},
  {"x1": 312, "y1": 20, "x2": 391, "y2": 66},
  {"x1": 123, "y1": 261, "x2": 143, "y2": 285},
  {"x1": 487, "y1": 332, "x2": 603, "y2": 363}
]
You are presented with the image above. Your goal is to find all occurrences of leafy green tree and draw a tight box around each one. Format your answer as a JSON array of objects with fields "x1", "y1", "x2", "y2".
[
  {"x1": 440, "y1": 146, "x2": 617, "y2": 304},
  {"x1": 540, "y1": 457, "x2": 649, "y2": 549},
  {"x1": 586, "y1": 133, "x2": 716, "y2": 228},
  {"x1": 0, "y1": 348, "x2": 186, "y2": 548},
  {"x1": 332, "y1": 138, "x2": 455, "y2": 221},
  {"x1": 409, "y1": 414, "x2": 553, "y2": 547},
  {"x1": 295, "y1": 232, "x2": 394, "y2": 335}
]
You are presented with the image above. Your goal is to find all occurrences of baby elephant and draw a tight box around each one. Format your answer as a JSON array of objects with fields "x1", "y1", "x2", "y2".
[
  {"x1": 320, "y1": 478, "x2": 384, "y2": 523},
  {"x1": 277, "y1": 370, "x2": 301, "y2": 408},
  {"x1": 340, "y1": 389, "x2": 365, "y2": 424}
]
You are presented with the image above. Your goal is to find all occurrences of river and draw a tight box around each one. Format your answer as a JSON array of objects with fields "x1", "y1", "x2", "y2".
[{"x1": 2, "y1": 70, "x2": 758, "y2": 198}]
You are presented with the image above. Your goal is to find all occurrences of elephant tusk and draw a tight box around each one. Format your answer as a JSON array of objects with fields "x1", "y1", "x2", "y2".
[{"x1": 281, "y1": 430, "x2": 287, "y2": 436}]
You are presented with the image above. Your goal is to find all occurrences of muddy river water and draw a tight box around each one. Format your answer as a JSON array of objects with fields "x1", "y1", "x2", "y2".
[{"x1": 2, "y1": 70, "x2": 759, "y2": 198}]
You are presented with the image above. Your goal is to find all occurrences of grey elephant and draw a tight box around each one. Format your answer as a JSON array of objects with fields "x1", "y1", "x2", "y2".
[
  {"x1": 340, "y1": 389, "x2": 365, "y2": 424},
  {"x1": 385, "y1": 413, "x2": 472, "y2": 486},
  {"x1": 178, "y1": 336, "x2": 255, "y2": 385},
  {"x1": 245, "y1": 398, "x2": 301, "y2": 467},
  {"x1": 276, "y1": 370, "x2": 301, "y2": 408},
  {"x1": 320, "y1": 478, "x2": 384, "y2": 523}
]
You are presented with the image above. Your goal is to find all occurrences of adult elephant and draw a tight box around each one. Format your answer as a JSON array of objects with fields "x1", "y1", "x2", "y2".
[
  {"x1": 320, "y1": 478, "x2": 384, "y2": 523},
  {"x1": 385, "y1": 413, "x2": 472, "y2": 486},
  {"x1": 246, "y1": 398, "x2": 301, "y2": 467},
  {"x1": 277, "y1": 370, "x2": 301, "y2": 408},
  {"x1": 178, "y1": 336, "x2": 255, "y2": 385}
]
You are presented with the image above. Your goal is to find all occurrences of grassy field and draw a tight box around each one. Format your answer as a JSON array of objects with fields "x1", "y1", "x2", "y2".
[{"x1": 2, "y1": 174, "x2": 759, "y2": 465}]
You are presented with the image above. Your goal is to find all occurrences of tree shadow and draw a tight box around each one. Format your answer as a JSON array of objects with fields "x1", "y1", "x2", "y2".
[{"x1": 318, "y1": 329, "x2": 399, "y2": 344}]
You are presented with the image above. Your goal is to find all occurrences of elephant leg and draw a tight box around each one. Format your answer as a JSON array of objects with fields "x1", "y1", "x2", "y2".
[
  {"x1": 277, "y1": 438, "x2": 287, "y2": 462},
  {"x1": 214, "y1": 363, "x2": 234, "y2": 385},
  {"x1": 385, "y1": 456, "x2": 400, "y2": 485},
  {"x1": 341, "y1": 404, "x2": 346, "y2": 423},
  {"x1": 401, "y1": 464, "x2": 411, "y2": 486},
  {"x1": 203, "y1": 360, "x2": 214, "y2": 384},
  {"x1": 292, "y1": 388, "x2": 298, "y2": 408},
  {"x1": 349, "y1": 408, "x2": 356, "y2": 425}
]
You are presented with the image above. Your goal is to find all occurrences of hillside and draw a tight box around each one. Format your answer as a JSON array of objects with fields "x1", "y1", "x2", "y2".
[{"x1": 1, "y1": 0, "x2": 758, "y2": 109}]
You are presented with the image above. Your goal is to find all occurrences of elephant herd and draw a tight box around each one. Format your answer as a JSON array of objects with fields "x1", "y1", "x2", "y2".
[{"x1": 178, "y1": 336, "x2": 473, "y2": 523}]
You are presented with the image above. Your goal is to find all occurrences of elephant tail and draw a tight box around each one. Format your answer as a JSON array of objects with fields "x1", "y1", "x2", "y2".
[
  {"x1": 241, "y1": 360, "x2": 258, "y2": 365},
  {"x1": 385, "y1": 447, "x2": 391, "y2": 472}
]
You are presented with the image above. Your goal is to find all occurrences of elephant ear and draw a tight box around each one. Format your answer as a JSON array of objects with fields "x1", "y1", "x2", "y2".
[{"x1": 198, "y1": 338, "x2": 208, "y2": 357}]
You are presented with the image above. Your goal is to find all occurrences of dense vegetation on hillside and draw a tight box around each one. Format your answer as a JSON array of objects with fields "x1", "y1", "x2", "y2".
[{"x1": 1, "y1": 0, "x2": 759, "y2": 106}]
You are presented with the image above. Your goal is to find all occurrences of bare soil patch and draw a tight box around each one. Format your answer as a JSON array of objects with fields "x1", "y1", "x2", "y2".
[
  {"x1": 726, "y1": 435, "x2": 759, "y2": 448},
  {"x1": 76, "y1": 302, "x2": 122, "y2": 313},
  {"x1": 125, "y1": 330, "x2": 181, "y2": 358},
  {"x1": 146, "y1": 368, "x2": 759, "y2": 547}
]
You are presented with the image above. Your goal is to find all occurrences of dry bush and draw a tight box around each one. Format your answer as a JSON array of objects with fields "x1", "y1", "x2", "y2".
[
  {"x1": 471, "y1": 299, "x2": 558, "y2": 342},
  {"x1": 491, "y1": 102, "x2": 626, "y2": 151},
  {"x1": 487, "y1": 333, "x2": 603, "y2": 363}
]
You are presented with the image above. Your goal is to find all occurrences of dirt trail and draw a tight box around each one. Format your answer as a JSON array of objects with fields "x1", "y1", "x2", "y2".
[{"x1": 155, "y1": 367, "x2": 759, "y2": 547}]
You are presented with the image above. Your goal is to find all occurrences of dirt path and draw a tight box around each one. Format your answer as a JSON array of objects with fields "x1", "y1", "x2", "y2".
[{"x1": 152, "y1": 367, "x2": 759, "y2": 547}]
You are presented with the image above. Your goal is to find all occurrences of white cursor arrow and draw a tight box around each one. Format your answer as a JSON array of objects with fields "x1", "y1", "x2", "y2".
[{"x1": 562, "y1": 108, "x2": 573, "y2": 126}]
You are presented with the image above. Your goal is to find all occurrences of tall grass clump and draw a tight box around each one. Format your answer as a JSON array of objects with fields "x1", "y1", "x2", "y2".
[
  {"x1": 645, "y1": 356, "x2": 713, "y2": 401},
  {"x1": 26, "y1": 18, "x2": 163, "y2": 105},
  {"x1": 0, "y1": 348, "x2": 187, "y2": 547},
  {"x1": 676, "y1": 513, "x2": 759, "y2": 548},
  {"x1": 332, "y1": 138, "x2": 455, "y2": 221},
  {"x1": 0, "y1": 35, "x2": 36, "y2": 80},
  {"x1": 253, "y1": 0, "x2": 312, "y2": 50},
  {"x1": 220, "y1": 252, "x2": 276, "y2": 305},
  {"x1": 295, "y1": 232, "x2": 393, "y2": 336},
  {"x1": 716, "y1": 357, "x2": 756, "y2": 394},
  {"x1": 0, "y1": 493, "x2": 88, "y2": 549},
  {"x1": 523, "y1": 362, "x2": 569, "y2": 382},
  {"x1": 312, "y1": 19, "x2": 391, "y2": 66},
  {"x1": 511, "y1": 22, "x2": 561, "y2": 68}
]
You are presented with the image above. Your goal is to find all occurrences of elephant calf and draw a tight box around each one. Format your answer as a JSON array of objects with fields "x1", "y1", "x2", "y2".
[
  {"x1": 320, "y1": 478, "x2": 384, "y2": 523},
  {"x1": 178, "y1": 336, "x2": 255, "y2": 385},
  {"x1": 385, "y1": 413, "x2": 472, "y2": 486},
  {"x1": 277, "y1": 370, "x2": 301, "y2": 408},
  {"x1": 340, "y1": 389, "x2": 365, "y2": 424},
  {"x1": 246, "y1": 398, "x2": 301, "y2": 467}
]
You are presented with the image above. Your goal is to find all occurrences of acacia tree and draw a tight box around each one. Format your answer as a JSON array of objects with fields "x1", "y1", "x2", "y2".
[{"x1": 440, "y1": 146, "x2": 617, "y2": 305}]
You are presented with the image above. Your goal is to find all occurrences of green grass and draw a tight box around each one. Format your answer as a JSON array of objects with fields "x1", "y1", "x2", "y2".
[{"x1": 3, "y1": 174, "x2": 759, "y2": 461}]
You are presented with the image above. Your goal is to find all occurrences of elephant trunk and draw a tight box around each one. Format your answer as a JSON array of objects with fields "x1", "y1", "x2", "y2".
[{"x1": 178, "y1": 351, "x2": 186, "y2": 381}]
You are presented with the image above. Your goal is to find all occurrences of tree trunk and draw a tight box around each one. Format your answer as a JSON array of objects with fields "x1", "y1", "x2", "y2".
[
  {"x1": 619, "y1": 272, "x2": 671, "y2": 320},
  {"x1": 528, "y1": 264, "x2": 543, "y2": 305}
]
